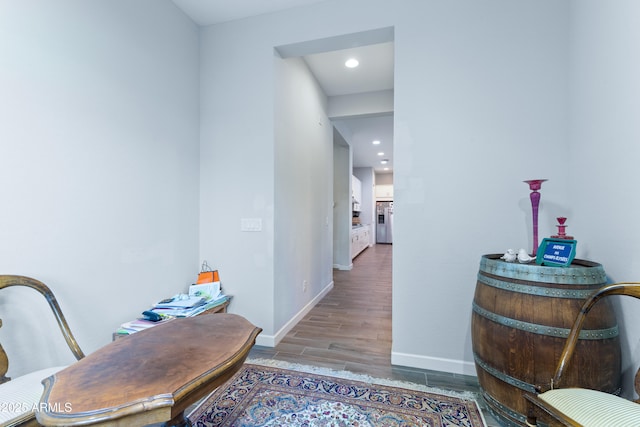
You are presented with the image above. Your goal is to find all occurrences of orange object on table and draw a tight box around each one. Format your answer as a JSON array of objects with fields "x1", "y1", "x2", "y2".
[{"x1": 197, "y1": 270, "x2": 219, "y2": 284}]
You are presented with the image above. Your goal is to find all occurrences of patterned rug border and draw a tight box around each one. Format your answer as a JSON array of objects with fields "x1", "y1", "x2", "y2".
[
  {"x1": 189, "y1": 358, "x2": 487, "y2": 426},
  {"x1": 246, "y1": 357, "x2": 481, "y2": 402}
]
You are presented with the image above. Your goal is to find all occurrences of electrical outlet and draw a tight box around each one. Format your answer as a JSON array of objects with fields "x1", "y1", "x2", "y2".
[{"x1": 302, "y1": 280, "x2": 308, "y2": 292}]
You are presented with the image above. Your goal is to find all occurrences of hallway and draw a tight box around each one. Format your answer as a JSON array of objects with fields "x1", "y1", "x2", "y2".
[
  {"x1": 251, "y1": 243, "x2": 392, "y2": 376},
  {"x1": 249, "y1": 244, "x2": 481, "y2": 394}
]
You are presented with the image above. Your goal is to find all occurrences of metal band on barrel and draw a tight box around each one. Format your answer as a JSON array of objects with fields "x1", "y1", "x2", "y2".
[
  {"x1": 472, "y1": 302, "x2": 619, "y2": 339},
  {"x1": 477, "y1": 272, "x2": 595, "y2": 299},
  {"x1": 479, "y1": 256, "x2": 606, "y2": 285},
  {"x1": 473, "y1": 353, "x2": 537, "y2": 393},
  {"x1": 481, "y1": 391, "x2": 529, "y2": 426}
]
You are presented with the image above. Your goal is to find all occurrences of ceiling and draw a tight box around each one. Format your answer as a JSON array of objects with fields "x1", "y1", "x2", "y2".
[
  {"x1": 171, "y1": 0, "x2": 394, "y2": 174},
  {"x1": 171, "y1": 0, "x2": 330, "y2": 26},
  {"x1": 302, "y1": 42, "x2": 394, "y2": 97}
]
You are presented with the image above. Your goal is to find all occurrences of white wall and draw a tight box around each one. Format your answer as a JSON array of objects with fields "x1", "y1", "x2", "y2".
[
  {"x1": 333, "y1": 132, "x2": 352, "y2": 270},
  {"x1": 273, "y1": 55, "x2": 334, "y2": 341},
  {"x1": 568, "y1": 0, "x2": 640, "y2": 398},
  {"x1": 199, "y1": 18, "x2": 337, "y2": 345},
  {"x1": 197, "y1": 0, "x2": 571, "y2": 375},
  {"x1": 328, "y1": 90, "x2": 394, "y2": 119},
  {"x1": 0, "y1": 0, "x2": 200, "y2": 377},
  {"x1": 393, "y1": 0, "x2": 570, "y2": 374},
  {"x1": 199, "y1": 20, "x2": 277, "y2": 338},
  {"x1": 5, "y1": 0, "x2": 638, "y2": 395}
]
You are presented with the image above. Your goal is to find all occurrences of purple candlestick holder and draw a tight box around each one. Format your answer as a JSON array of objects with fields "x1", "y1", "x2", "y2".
[{"x1": 524, "y1": 179, "x2": 547, "y2": 256}]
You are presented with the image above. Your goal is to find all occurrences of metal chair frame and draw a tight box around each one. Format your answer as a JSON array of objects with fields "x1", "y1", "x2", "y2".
[{"x1": 524, "y1": 282, "x2": 640, "y2": 426}]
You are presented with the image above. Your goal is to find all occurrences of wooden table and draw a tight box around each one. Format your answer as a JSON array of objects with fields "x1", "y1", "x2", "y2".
[{"x1": 36, "y1": 314, "x2": 261, "y2": 427}]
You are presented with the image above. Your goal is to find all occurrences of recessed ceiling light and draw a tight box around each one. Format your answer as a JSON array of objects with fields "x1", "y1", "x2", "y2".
[
  {"x1": 345, "y1": 58, "x2": 359, "y2": 68},
  {"x1": 381, "y1": 159, "x2": 388, "y2": 164},
  {"x1": 377, "y1": 152, "x2": 384, "y2": 156},
  {"x1": 372, "y1": 140, "x2": 381, "y2": 145},
  {"x1": 383, "y1": 167, "x2": 389, "y2": 171}
]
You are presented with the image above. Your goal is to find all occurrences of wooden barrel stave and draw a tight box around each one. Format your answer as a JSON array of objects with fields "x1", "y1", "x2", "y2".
[{"x1": 472, "y1": 254, "x2": 621, "y2": 426}]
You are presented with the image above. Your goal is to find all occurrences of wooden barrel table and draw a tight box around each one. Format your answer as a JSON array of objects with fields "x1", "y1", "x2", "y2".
[{"x1": 471, "y1": 254, "x2": 621, "y2": 426}]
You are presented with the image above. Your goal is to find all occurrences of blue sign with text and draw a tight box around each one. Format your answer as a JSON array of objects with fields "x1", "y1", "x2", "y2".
[{"x1": 536, "y1": 238, "x2": 577, "y2": 267}]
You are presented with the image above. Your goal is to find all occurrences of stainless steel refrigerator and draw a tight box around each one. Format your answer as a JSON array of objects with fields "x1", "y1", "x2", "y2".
[{"x1": 376, "y1": 201, "x2": 393, "y2": 244}]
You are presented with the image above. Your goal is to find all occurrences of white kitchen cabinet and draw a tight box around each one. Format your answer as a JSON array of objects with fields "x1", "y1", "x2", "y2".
[
  {"x1": 375, "y1": 184, "x2": 393, "y2": 200},
  {"x1": 351, "y1": 225, "x2": 370, "y2": 259},
  {"x1": 352, "y1": 175, "x2": 362, "y2": 204}
]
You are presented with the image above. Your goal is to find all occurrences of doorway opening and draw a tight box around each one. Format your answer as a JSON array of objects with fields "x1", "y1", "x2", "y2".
[{"x1": 274, "y1": 27, "x2": 395, "y2": 359}]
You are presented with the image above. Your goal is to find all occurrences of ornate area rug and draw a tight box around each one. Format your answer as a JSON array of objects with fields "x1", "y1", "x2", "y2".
[{"x1": 188, "y1": 361, "x2": 486, "y2": 426}]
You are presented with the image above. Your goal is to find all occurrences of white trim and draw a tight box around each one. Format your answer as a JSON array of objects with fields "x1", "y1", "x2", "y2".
[
  {"x1": 391, "y1": 351, "x2": 478, "y2": 376},
  {"x1": 255, "y1": 280, "x2": 334, "y2": 347},
  {"x1": 333, "y1": 263, "x2": 353, "y2": 270}
]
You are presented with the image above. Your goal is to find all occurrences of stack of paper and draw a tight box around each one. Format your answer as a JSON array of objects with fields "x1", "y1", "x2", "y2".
[
  {"x1": 116, "y1": 287, "x2": 230, "y2": 337},
  {"x1": 154, "y1": 295, "x2": 206, "y2": 309},
  {"x1": 189, "y1": 282, "x2": 221, "y2": 300},
  {"x1": 184, "y1": 294, "x2": 228, "y2": 317},
  {"x1": 116, "y1": 318, "x2": 172, "y2": 335},
  {"x1": 150, "y1": 293, "x2": 227, "y2": 318}
]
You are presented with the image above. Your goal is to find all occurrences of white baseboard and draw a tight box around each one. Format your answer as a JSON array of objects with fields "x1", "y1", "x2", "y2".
[
  {"x1": 333, "y1": 263, "x2": 353, "y2": 270},
  {"x1": 391, "y1": 351, "x2": 477, "y2": 376},
  {"x1": 255, "y1": 280, "x2": 334, "y2": 347},
  {"x1": 255, "y1": 335, "x2": 275, "y2": 347}
]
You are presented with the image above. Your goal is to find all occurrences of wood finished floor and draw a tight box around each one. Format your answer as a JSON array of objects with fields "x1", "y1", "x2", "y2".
[{"x1": 248, "y1": 243, "x2": 500, "y2": 426}]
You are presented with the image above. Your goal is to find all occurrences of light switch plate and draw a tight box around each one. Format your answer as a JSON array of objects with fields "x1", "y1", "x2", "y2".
[{"x1": 241, "y1": 218, "x2": 262, "y2": 232}]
